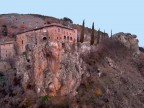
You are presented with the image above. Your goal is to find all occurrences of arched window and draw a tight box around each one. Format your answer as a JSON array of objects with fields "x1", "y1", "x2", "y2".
[
  {"x1": 70, "y1": 37, "x2": 72, "y2": 40},
  {"x1": 43, "y1": 37, "x2": 47, "y2": 41},
  {"x1": 64, "y1": 36, "x2": 66, "y2": 39},
  {"x1": 67, "y1": 36, "x2": 69, "y2": 40}
]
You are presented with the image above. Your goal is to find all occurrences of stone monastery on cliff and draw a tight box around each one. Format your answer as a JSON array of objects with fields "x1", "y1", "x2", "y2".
[{"x1": 0, "y1": 23, "x2": 77, "y2": 60}]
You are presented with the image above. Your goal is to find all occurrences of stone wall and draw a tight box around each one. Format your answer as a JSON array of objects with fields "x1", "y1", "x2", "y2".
[
  {"x1": 16, "y1": 33, "x2": 29, "y2": 54},
  {"x1": 0, "y1": 43, "x2": 15, "y2": 60},
  {"x1": 47, "y1": 26, "x2": 77, "y2": 42},
  {"x1": 16, "y1": 25, "x2": 77, "y2": 54}
]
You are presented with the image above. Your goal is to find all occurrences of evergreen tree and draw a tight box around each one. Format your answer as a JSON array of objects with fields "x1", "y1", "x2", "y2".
[
  {"x1": 104, "y1": 30, "x2": 105, "y2": 37},
  {"x1": 90, "y1": 22, "x2": 95, "y2": 45},
  {"x1": 97, "y1": 28, "x2": 100, "y2": 44},
  {"x1": 80, "y1": 20, "x2": 85, "y2": 43},
  {"x1": 111, "y1": 29, "x2": 112, "y2": 37}
]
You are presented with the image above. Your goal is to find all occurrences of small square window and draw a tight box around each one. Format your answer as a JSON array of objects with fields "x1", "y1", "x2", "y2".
[{"x1": 58, "y1": 28, "x2": 60, "y2": 32}]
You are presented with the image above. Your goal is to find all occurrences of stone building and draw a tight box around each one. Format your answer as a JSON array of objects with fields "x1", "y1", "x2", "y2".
[
  {"x1": 16, "y1": 23, "x2": 77, "y2": 54},
  {"x1": 0, "y1": 23, "x2": 77, "y2": 59}
]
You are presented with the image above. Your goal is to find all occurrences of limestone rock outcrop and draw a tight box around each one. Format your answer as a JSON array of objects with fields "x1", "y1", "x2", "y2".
[
  {"x1": 16, "y1": 40, "x2": 91, "y2": 97},
  {"x1": 112, "y1": 32, "x2": 140, "y2": 54}
]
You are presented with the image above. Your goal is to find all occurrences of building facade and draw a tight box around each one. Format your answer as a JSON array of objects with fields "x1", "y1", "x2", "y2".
[{"x1": 0, "y1": 23, "x2": 78, "y2": 59}]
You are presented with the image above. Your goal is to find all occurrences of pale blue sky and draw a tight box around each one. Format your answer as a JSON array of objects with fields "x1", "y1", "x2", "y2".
[{"x1": 0, "y1": 0, "x2": 144, "y2": 46}]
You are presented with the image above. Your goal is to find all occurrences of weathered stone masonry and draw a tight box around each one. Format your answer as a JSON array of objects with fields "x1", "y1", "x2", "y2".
[
  {"x1": 16, "y1": 23, "x2": 77, "y2": 54},
  {"x1": 0, "y1": 23, "x2": 77, "y2": 59}
]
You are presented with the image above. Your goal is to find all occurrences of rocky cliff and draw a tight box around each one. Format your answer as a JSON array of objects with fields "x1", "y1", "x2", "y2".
[{"x1": 0, "y1": 14, "x2": 144, "y2": 108}]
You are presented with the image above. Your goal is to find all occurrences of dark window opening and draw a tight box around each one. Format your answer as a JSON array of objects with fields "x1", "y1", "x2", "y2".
[
  {"x1": 22, "y1": 40, "x2": 23, "y2": 44},
  {"x1": 70, "y1": 37, "x2": 72, "y2": 40},
  {"x1": 57, "y1": 37, "x2": 59, "y2": 39},
  {"x1": 43, "y1": 37, "x2": 47, "y2": 41},
  {"x1": 67, "y1": 36, "x2": 69, "y2": 40},
  {"x1": 6, "y1": 51, "x2": 7, "y2": 57},
  {"x1": 47, "y1": 22, "x2": 51, "y2": 24},
  {"x1": 64, "y1": 36, "x2": 66, "y2": 39},
  {"x1": 26, "y1": 84, "x2": 32, "y2": 89},
  {"x1": 27, "y1": 59, "x2": 30, "y2": 62}
]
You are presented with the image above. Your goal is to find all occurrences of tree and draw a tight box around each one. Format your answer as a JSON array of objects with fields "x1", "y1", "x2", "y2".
[
  {"x1": 2, "y1": 25, "x2": 8, "y2": 36},
  {"x1": 111, "y1": 29, "x2": 112, "y2": 37},
  {"x1": 62, "y1": 17, "x2": 73, "y2": 24},
  {"x1": 80, "y1": 20, "x2": 85, "y2": 43},
  {"x1": 90, "y1": 22, "x2": 95, "y2": 45},
  {"x1": 103, "y1": 30, "x2": 105, "y2": 37},
  {"x1": 97, "y1": 29, "x2": 100, "y2": 44}
]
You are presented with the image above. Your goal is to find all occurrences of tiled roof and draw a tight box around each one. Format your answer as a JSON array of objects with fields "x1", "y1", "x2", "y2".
[{"x1": 17, "y1": 23, "x2": 73, "y2": 35}]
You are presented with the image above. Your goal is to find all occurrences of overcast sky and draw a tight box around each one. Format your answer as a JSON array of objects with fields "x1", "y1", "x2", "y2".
[{"x1": 0, "y1": 0, "x2": 144, "y2": 46}]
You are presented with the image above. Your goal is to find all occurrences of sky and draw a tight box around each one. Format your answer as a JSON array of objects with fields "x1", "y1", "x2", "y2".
[{"x1": 0, "y1": 0, "x2": 144, "y2": 46}]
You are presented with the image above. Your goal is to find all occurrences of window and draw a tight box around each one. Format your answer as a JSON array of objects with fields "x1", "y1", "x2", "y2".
[
  {"x1": 43, "y1": 37, "x2": 47, "y2": 41},
  {"x1": 70, "y1": 37, "x2": 72, "y2": 40},
  {"x1": 67, "y1": 36, "x2": 69, "y2": 40},
  {"x1": 58, "y1": 28, "x2": 60, "y2": 32},
  {"x1": 57, "y1": 37, "x2": 59, "y2": 39},
  {"x1": 6, "y1": 51, "x2": 7, "y2": 57},
  {"x1": 64, "y1": 36, "x2": 66, "y2": 39}
]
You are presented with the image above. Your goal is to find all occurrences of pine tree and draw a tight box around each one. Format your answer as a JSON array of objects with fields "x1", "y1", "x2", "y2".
[
  {"x1": 97, "y1": 28, "x2": 100, "y2": 44},
  {"x1": 104, "y1": 30, "x2": 105, "y2": 37},
  {"x1": 111, "y1": 29, "x2": 112, "y2": 37},
  {"x1": 80, "y1": 20, "x2": 85, "y2": 43},
  {"x1": 90, "y1": 22, "x2": 95, "y2": 45},
  {"x1": 102, "y1": 29, "x2": 105, "y2": 40}
]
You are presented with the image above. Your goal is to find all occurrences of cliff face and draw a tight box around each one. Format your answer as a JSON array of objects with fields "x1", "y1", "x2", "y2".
[
  {"x1": 0, "y1": 38, "x2": 144, "y2": 108},
  {"x1": 16, "y1": 41, "x2": 85, "y2": 97}
]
